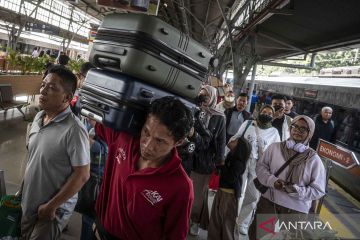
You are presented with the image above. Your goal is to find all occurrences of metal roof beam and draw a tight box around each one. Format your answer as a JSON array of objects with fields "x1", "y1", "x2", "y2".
[
  {"x1": 202, "y1": 0, "x2": 212, "y2": 39},
  {"x1": 257, "y1": 29, "x2": 306, "y2": 53},
  {"x1": 260, "y1": 61, "x2": 314, "y2": 69},
  {"x1": 177, "y1": 0, "x2": 190, "y2": 36}
]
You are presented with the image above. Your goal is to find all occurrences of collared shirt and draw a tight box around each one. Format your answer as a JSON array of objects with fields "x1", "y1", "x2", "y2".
[
  {"x1": 227, "y1": 111, "x2": 244, "y2": 136},
  {"x1": 95, "y1": 124, "x2": 194, "y2": 240},
  {"x1": 21, "y1": 106, "x2": 90, "y2": 229}
]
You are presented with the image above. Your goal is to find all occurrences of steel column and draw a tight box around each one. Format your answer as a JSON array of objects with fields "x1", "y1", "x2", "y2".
[{"x1": 246, "y1": 63, "x2": 257, "y2": 112}]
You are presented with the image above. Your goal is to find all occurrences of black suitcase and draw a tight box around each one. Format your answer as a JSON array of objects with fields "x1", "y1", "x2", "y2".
[
  {"x1": 89, "y1": 13, "x2": 218, "y2": 99},
  {"x1": 79, "y1": 69, "x2": 197, "y2": 134}
]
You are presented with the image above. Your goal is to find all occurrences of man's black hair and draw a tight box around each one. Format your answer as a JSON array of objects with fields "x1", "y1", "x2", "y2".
[
  {"x1": 80, "y1": 62, "x2": 95, "y2": 76},
  {"x1": 238, "y1": 92, "x2": 249, "y2": 100},
  {"x1": 271, "y1": 94, "x2": 287, "y2": 102},
  {"x1": 285, "y1": 95, "x2": 294, "y2": 102},
  {"x1": 149, "y1": 96, "x2": 194, "y2": 142},
  {"x1": 48, "y1": 65, "x2": 77, "y2": 95},
  {"x1": 58, "y1": 54, "x2": 70, "y2": 66}
]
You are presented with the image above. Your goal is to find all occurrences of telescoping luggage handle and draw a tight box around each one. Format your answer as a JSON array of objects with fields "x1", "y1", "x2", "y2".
[{"x1": 81, "y1": 108, "x2": 103, "y2": 123}]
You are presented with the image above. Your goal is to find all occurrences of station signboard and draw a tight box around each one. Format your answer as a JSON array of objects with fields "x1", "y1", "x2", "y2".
[
  {"x1": 97, "y1": 0, "x2": 160, "y2": 15},
  {"x1": 317, "y1": 139, "x2": 359, "y2": 169},
  {"x1": 25, "y1": 22, "x2": 60, "y2": 35}
]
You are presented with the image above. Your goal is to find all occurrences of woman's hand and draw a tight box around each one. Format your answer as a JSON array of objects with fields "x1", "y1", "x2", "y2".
[{"x1": 274, "y1": 179, "x2": 286, "y2": 190}]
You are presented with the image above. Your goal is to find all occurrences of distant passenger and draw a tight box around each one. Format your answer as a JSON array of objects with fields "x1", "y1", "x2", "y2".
[
  {"x1": 309, "y1": 106, "x2": 336, "y2": 150},
  {"x1": 94, "y1": 96, "x2": 194, "y2": 239},
  {"x1": 284, "y1": 95, "x2": 298, "y2": 118},
  {"x1": 20, "y1": 65, "x2": 90, "y2": 239},
  {"x1": 224, "y1": 92, "x2": 252, "y2": 143},
  {"x1": 251, "y1": 115, "x2": 326, "y2": 239},
  {"x1": 58, "y1": 54, "x2": 70, "y2": 66},
  {"x1": 250, "y1": 90, "x2": 259, "y2": 113},
  {"x1": 38, "y1": 50, "x2": 45, "y2": 58},
  {"x1": 215, "y1": 89, "x2": 235, "y2": 113},
  {"x1": 32, "y1": 47, "x2": 40, "y2": 58},
  {"x1": 271, "y1": 94, "x2": 292, "y2": 141}
]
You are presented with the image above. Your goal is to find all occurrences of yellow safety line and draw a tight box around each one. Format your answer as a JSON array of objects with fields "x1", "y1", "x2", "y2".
[{"x1": 320, "y1": 205, "x2": 355, "y2": 239}]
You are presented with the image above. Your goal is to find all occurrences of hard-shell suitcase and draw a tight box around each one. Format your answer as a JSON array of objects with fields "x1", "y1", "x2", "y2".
[
  {"x1": 79, "y1": 69, "x2": 197, "y2": 134},
  {"x1": 89, "y1": 13, "x2": 218, "y2": 99}
]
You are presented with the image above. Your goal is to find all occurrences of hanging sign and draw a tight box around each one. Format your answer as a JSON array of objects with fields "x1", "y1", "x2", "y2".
[
  {"x1": 97, "y1": 0, "x2": 160, "y2": 15},
  {"x1": 317, "y1": 139, "x2": 359, "y2": 169}
]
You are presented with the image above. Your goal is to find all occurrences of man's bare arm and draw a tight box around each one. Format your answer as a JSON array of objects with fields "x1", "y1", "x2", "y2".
[{"x1": 38, "y1": 165, "x2": 90, "y2": 220}]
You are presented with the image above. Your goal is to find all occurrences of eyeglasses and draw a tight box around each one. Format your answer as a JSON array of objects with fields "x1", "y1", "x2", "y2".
[{"x1": 290, "y1": 124, "x2": 309, "y2": 134}]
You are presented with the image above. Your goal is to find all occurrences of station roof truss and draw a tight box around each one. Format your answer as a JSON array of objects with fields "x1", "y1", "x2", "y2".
[{"x1": 1, "y1": 0, "x2": 360, "y2": 66}]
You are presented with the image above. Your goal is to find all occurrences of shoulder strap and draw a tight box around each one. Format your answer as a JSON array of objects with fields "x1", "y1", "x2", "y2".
[
  {"x1": 274, "y1": 152, "x2": 300, "y2": 177},
  {"x1": 286, "y1": 115, "x2": 292, "y2": 128},
  {"x1": 241, "y1": 120, "x2": 253, "y2": 138},
  {"x1": 253, "y1": 122, "x2": 264, "y2": 157}
]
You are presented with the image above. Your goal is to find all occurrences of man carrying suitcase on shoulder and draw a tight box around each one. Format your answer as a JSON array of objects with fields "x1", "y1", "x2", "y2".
[{"x1": 94, "y1": 96, "x2": 194, "y2": 240}]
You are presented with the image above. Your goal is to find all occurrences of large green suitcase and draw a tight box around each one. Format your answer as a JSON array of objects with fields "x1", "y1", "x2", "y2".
[{"x1": 89, "y1": 13, "x2": 218, "y2": 100}]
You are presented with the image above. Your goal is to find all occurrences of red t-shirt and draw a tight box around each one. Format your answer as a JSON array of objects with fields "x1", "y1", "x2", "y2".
[{"x1": 95, "y1": 124, "x2": 194, "y2": 240}]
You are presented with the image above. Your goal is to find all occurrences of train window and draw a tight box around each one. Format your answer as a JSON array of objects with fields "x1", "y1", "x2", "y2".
[{"x1": 334, "y1": 110, "x2": 360, "y2": 151}]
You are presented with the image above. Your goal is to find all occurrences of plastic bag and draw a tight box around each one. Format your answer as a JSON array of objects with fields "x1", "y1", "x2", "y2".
[{"x1": 0, "y1": 195, "x2": 21, "y2": 239}]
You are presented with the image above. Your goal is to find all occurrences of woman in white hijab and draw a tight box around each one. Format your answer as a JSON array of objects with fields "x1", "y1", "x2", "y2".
[{"x1": 250, "y1": 115, "x2": 326, "y2": 239}]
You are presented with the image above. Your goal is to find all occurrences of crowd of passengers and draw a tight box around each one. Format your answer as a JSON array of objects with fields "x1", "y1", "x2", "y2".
[{"x1": 18, "y1": 62, "x2": 337, "y2": 240}]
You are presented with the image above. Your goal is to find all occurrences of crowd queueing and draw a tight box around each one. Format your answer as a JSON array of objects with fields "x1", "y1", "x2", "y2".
[{"x1": 17, "y1": 62, "x2": 332, "y2": 240}]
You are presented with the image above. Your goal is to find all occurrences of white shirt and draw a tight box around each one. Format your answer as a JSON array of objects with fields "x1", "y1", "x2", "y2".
[{"x1": 230, "y1": 120, "x2": 281, "y2": 160}]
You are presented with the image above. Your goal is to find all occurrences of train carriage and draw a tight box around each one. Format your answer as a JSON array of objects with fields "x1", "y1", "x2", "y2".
[{"x1": 246, "y1": 76, "x2": 360, "y2": 200}]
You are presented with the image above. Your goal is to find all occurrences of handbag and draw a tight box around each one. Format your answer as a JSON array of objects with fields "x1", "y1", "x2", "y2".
[
  {"x1": 75, "y1": 140, "x2": 106, "y2": 218},
  {"x1": 254, "y1": 152, "x2": 300, "y2": 194}
]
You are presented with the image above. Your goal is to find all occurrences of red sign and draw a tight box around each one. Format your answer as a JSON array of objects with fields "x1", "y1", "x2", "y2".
[{"x1": 317, "y1": 139, "x2": 359, "y2": 169}]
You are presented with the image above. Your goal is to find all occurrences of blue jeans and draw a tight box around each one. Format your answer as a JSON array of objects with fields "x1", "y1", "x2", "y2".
[{"x1": 80, "y1": 215, "x2": 96, "y2": 240}]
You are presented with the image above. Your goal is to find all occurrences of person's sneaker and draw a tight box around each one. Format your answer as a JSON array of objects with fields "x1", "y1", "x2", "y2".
[{"x1": 189, "y1": 222, "x2": 200, "y2": 236}]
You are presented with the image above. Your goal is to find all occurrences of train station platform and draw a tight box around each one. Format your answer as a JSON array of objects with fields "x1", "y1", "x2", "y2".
[{"x1": 1, "y1": 104, "x2": 360, "y2": 240}]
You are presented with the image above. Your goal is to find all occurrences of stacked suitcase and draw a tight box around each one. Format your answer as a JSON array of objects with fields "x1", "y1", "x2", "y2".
[{"x1": 79, "y1": 13, "x2": 216, "y2": 133}]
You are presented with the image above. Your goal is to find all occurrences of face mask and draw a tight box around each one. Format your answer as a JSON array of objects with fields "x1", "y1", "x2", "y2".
[
  {"x1": 258, "y1": 114, "x2": 273, "y2": 123},
  {"x1": 225, "y1": 96, "x2": 235, "y2": 102},
  {"x1": 273, "y1": 105, "x2": 283, "y2": 111}
]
